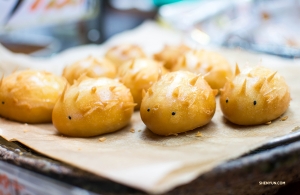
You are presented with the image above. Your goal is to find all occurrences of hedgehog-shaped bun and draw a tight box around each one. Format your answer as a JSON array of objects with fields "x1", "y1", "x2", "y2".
[
  {"x1": 140, "y1": 71, "x2": 217, "y2": 136},
  {"x1": 52, "y1": 78, "x2": 135, "y2": 137},
  {"x1": 0, "y1": 70, "x2": 66, "y2": 123},
  {"x1": 220, "y1": 65, "x2": 291, "y2": 125}
]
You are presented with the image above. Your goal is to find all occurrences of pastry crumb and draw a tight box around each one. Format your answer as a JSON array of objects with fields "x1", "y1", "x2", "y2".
[
  {"x1": 195, "y1": 131, "x2": 202, "y2": 137},
  {"x1": 23, "y1": 129, "x2": 29, "y2": 133},
  {"x1": 265, "y1": 121, "x2": 272, "y2": 125},
  {"x1": 130, "y1": 128, "x2": 135, "y2": 133},
  {"x1": 280, "y1": 116, "x2": 288, "y2": 121},
  {"x1": 78, "y1": 148, "x2": 81, "y2": 151},
  {"x1": 292, "y1": 126, "x2": 300, "y2": 132},
  {"x1": 24, "y1": 123, "x2": 28, "y2": 126},
  {"x1": 138, "y1": 130, "x2": 141, "y2": 132},
  {"x1": 99, "y1": 137, "x2": 106, "y2": 142}
]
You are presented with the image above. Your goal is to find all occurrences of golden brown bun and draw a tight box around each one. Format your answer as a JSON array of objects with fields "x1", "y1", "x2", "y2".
[
  {"x1": 118, "y1": 58, "x2": 168, "y2": 109},
  {"x1": 153, "y1": 44, "x2": 191, "y2": 70},
  {"x1": 0, "y1": 70, "x2": 66, "y2": 123},
  {"x1": 62, "y1": 56, "x2": 116, "y2": 84},
  {"x1": 52, "y1": 78, "x2": 135, "y2": 137},
  {"x1": 220, "y1": 65, "x2": 291, "y2": 125},
  {"x1": 172, "y1": 50, "x2": 233, "y2": 90},
  {"x1": 105, "y1": 44, "x2": 146, "y2": 67},
  {"x1": 140, "y1": 71, "x2": 217, "y2": 136}
]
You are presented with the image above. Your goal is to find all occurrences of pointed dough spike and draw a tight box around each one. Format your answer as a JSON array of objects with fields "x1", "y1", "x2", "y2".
[
  {"x1": 91, "y1": 86, "x2": 97, "y2": 93},
  {"x1": 142, "y1": 89, "x2": 146, "y2": 99},
  {"x1": 254, "y1": 78, "x2": 266, "y2": 92},
  {"x1": 204, "y1": 91, "x2": 210, "y2": 100},
  {"x1": 239, "y1": 79, "x2": 247, "y2": 95},
  {"x1": 60, "y1": 84, "x2": 68, "y2": 102},
  {"x1": 74, "y1": 91, "x2": 79, "y2": 102},
  {"x1": 189, "y1": 75, "x2": 200, "y2": 86},
  {"x1": 267, "y1": 71, "x2": 277, "y2": 82},
  {"x1": 235, "y1": 63, "x2": 240, "y2": 76},
  {"x1": 109, "y1": 86, "x2": 116, "y2": 91},
  {"x1": 148, "y1": 88, "x2": 153, "y2": 96},
  {"x1": 122, "y1": 102, "x2": 137, "y2": 110},
  {"x1": 157, "y1": 67, "x2": 162, "y2": 80},
  {"x1": 129, "y1": 60, "x2": 135, "y2": 69},
  {"x1": 212, "y1": 89, "x2": 218, "y2": 96},
  {"x1": 202, "y1": 72, "x2": 210, "y2": 79},
  {"x1": 172, "y1": 87, "x2": 180, "y2": 98}
]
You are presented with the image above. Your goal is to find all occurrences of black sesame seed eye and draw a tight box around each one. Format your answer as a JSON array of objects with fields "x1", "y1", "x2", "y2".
[
  {"x1": 253, "y1": 100, "x2": 257, "y2": 105},
  {"x1": 226, "y1": 99, "x2": 228, "y2": 103},
  {"x1": 1, "y1": 101, "x2": 4, "y2": 104},
  {"x1": 68, "y1": 116, "x2": 72, "y2": 120},
  {"x1": 147, "y1": 108, "x2": 150, "y2": 112},
  {"x1": 172, "y1": 112, "x2": 176, "y2": 116}
]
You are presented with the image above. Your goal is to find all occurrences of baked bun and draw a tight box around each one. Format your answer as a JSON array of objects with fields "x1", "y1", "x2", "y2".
[
  {"x1": 105, "y1": 44, "x2": 146, "y2": 67},
  {"x1": 172, "y1": 50, "x2": 233, "y2": 90},
  {"x1": 118, "y1": 58, "x2": 168, "y2": 109},
  {"x1": 0, "y1": 70, "x2": 66, "y2": 123},
  {"x1": 220, "y1": 65, "x2": 291, "y2": 125},
  {"x1": 52, "y1": 77, "x2": 135, "y2": 137},
  {"x1": 62, "y1": 56, "x2": 116, "y2": 84},
  {"x1": 140, "y1": 71, "x2": 217, "y2": 136},
  {"x1": 153, "y1": 44, "x2": 191, "y2": 70}
]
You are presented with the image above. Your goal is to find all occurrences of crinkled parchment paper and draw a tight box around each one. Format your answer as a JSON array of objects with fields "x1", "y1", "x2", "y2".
[{"x1": 0, "y1": 21, "x2": 300, "y2": 194}]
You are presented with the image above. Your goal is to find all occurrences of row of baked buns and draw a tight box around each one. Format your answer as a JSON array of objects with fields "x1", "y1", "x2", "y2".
[{"x1": 0, "y1": 44, "x2": 290, "y2": 137}]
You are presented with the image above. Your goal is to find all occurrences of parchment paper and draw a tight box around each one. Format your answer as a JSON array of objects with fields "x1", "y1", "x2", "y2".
[{"x1": 0, "y1": 21, "x2": 300, "y2": 194}]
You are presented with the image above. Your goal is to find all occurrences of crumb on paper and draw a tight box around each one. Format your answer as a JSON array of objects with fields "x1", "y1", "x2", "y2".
[
  {"x1": 195, "y1": 131, "x2": 202, "y2": 137},
  {"x1": 23, "y1": 129, "x2": 29, "y2": 133},
  {"x1": 280, "y1": 116, "x2": 288, "y2": 121},
  {"x1": 130, "y1": 128, "x2": 135, "y2": 133},
  {"x1": 99, "y1": 137, "x2": 106, "y2": 142},
  {"x1": 78, "y1": 148, "x2": 81, "y2": 151},
  {"x1": 265, "y1": 121, "x2": 272, "y2": 125},
  {"x1": 24, "y1": 123, "x2": 28, "y2": 126},
  {"x1": 138, "y1": 130, "x2": 141, "y2": 132},
  {"x1": 292, "y1": 126, "x2": 300, "y2": 132}
]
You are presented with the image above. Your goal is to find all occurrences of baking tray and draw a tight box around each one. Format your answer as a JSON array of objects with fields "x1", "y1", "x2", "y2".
[{"x1": 1, "y1": 129, "x2": 300, "y2": 195}]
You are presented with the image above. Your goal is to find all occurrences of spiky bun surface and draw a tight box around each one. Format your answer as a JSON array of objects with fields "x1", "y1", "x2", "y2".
[
  {"x1": 153, "y1": 44, "x2": 191, "y2": 70},
  {"x1": 140, "y1": 71, "x2": 217, "y2": 136},
  {"x1": 63, "y1": 56, "x2": 116, "y2": 85},
  {"x1": 105, "y1": 44, "x2": 146, "y2": 67},
  {"x1": 118, "y1": 58, "x2": 168, "y2": 109},
  {"x1": 0, "y1": 70, "x2": 66, "y2": 123},
  {"x1": 172, "y1": 50, "x2": 233, "y2": 90},
  {"x1": 220, "y1": 65, "x2": 290, "y2": 125},
  {"x1": 52, "y1": 78, "x2": 135, "y2": 137}
]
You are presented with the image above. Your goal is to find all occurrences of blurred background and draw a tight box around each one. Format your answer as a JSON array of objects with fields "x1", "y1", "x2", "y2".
[{"x1": 1, "y1": 0, "x2": 300, "y2": 58}]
